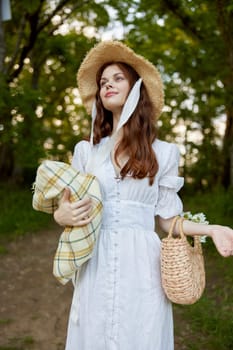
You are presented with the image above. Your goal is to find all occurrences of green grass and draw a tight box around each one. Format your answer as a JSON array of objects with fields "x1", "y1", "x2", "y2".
[
  {"x1": 174, "y1": 187, "x2": 233, "y2": 349},
  {"x1": 174, "y1": 245, "x2": 233, "y2": 349},
  {"x1": 0, "y1": 347, "x2": 23, "y2": 350},
  {"x1": 0, "y1": 183, "x2": 52, "y2": 248},
  {"x1": 0, "y1": 336, "x2": 35, "y2": 350},
  {"x1": 0, "y1": 319, "x2": 12, "y2": 325}
]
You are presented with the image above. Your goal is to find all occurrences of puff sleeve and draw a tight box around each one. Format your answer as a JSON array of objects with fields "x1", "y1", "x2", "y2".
[
  {"x1": 154, "y1": 143, "x2": 184, "y2": 219},
  {"x1": 71, "y1": 140, "x2": 91, "y2": 172}
]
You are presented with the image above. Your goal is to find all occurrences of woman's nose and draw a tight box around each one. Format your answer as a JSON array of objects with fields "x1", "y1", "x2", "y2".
[{"x1": 106, "y1": 81, "x2": 113, "y2": 89}]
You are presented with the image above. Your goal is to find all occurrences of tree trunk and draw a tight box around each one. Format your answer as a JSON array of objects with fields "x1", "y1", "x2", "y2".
[
  {"x1": 0, "y1": 0, "x2": 5, "y2": 72},
  {"x1": 222, "y1": 107, "x2": 233, "y2": 188},
  {"x1": 216, "y1": 0, "x2": 233, "y2": 188}
]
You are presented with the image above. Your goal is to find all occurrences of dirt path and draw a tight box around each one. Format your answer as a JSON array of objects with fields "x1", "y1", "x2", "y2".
[
  {"x1": 0, "y1": 225, "x2": 73, "y2": 350},
  {"x1": 1, "y1": 225, "x2": 225, "y2": 350},
  {"x1": 0, "y1": 225, "x2": 198, "y2": 350}
]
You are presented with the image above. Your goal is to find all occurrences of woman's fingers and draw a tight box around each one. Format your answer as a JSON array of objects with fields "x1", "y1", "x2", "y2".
[
  {"x1": 60, "y1": 187, "x2": 71, "y2": 203},
  {"x1": 70, "y1": 196, "x2": 92, "y2": 209},
  {"x1": 54, "y1": 189, "x2": 93, "y2": 227},
  {"x1": 74, "y1": 215, "x2": 95, "y2": 227},
  {"x1": 72, "y1": 208, "x2": 93, "y2": 225},
  {"x1": 70, "y1": 197, "x2": 93, "y2": 226},
  {"x1": 211, "y1": 225, "x2": 233, "y2": 257}
]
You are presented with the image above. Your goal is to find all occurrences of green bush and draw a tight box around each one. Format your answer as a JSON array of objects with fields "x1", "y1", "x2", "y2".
[
  {"x1": 0, "y1": 183, "x2": 52, "y2": 243},
  {"x1": 181, "y1": 186, "x2": 233, "y2": 227}
]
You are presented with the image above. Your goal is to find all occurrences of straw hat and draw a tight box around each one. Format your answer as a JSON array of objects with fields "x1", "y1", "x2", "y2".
[{"x1": 77, "y1": 40, "x2": 164, "y2": 119}]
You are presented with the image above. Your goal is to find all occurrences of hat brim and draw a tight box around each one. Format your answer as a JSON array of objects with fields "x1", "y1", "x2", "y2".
[{"x1": 77, "y1": 41, "x2": 164, "y2": 118}]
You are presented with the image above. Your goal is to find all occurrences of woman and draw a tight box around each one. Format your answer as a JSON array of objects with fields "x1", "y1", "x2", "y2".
[{"x1": 54, "y1": 41, "x2": 233, "y2": 350}]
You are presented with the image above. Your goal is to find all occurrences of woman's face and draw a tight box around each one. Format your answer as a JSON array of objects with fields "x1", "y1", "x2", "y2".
[{"x1": 99, "y1": 64, "x2": 131, "y2": 115}]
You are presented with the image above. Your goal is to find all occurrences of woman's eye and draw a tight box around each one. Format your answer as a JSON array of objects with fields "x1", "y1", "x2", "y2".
[
  {"x1": 116, "y1": 76, "x2": 124, "y2": 81},
  {"x1": 100, "y1": 81, "x2": 106, "y2": 87}
]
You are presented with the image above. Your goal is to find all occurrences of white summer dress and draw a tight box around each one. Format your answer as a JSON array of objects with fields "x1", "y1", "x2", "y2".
[{"x1": 65, "y1": 138, "x2": 184, "y2": 350}]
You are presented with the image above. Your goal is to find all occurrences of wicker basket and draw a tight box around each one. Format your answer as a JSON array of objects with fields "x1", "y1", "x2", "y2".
[{"x1": 161, "y1": 216, "x2": 206, "y2": 305}]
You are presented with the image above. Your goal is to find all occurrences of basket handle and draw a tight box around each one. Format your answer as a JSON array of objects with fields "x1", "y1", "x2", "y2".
[
  {"x1": 178, "y1": 216, "x2": 185, "y2": 238},
  {"x1": 168, "y1": 216, "x2": 185, "y2": 238},
  {"x1": 168, "y1": 216, "x2": 179, "y2": 237}
]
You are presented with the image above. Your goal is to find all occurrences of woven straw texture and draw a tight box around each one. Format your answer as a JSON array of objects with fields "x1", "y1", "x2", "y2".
[
  {"x1": 32, "y1": 160, "x2": 103, "y2": 284},
  {"x1": 161, "y1": 216, "x2": 205, "y2": 305}
]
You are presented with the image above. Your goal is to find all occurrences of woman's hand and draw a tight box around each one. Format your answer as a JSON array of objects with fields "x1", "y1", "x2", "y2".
[
  {"x1": 209, "y1": 225, "x2": 233, "y2": 258},
  {"x1": 159, "y1": 216, "x2": 233, "y2": 258},
  {"x1": 54, "y1": 187, "x2": 93, "y2": 227}
]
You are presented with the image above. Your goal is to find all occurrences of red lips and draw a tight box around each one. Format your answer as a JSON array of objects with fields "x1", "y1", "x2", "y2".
[{"x1": 105, "y1": 91, "x2": 117, "y2": 98}]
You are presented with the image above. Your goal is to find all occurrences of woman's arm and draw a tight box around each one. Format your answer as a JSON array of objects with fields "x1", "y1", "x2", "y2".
[
  {"x1": 158, "y1": 216, "x2": 233, "y2": 258},
  {"x1": 54, "y1": 187, "x2": 93, "y2": 227}
]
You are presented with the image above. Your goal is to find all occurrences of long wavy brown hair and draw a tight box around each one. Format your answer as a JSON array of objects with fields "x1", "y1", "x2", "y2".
[{"x1": 94, "y1": 62, "x2": 159, "y2": 185}]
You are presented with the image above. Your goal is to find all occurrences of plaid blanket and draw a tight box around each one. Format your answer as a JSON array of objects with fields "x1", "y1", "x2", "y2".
[{"x1": 32, "y1": 160, "x2": 103, "y2": 284}]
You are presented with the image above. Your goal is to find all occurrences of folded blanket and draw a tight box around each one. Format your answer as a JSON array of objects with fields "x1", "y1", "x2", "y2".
[{"x1": 32, "y1": 160, "x2": 102, "y2": 284}]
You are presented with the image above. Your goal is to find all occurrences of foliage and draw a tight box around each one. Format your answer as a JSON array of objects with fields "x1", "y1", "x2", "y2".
[
  {"x1": 0, "y1": 184, "x2": 52, "y2": 249},
  {"x1": 1, "y1": 0, "x2": 233, "y2": 191},
  {"x1": 0, "y1": 0, "x2": 129, "y2": 184},
  {"x1": 123, "y1": 0, "x2": 233, "y2": 189},
  {"x1": 181, "y1": 186, "x2": 233, "y2": 227}
]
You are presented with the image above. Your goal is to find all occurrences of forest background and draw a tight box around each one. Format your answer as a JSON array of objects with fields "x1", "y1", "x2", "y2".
[{"x1": 0, "y1": 1, "x2": 233, "y2": 349}]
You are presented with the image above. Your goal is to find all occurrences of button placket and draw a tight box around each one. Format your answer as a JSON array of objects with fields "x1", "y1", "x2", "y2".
[{"x1": 107, "y1": 177, "x2": 121, "y2": 342}]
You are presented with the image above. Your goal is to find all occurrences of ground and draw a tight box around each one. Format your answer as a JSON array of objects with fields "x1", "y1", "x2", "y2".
[
  {"x1": 1, "y1": 225, "x2": 229, "y2": 350},
  {"x1": 0, "y1": 225, "x2": 204, "y2": 350},
  {"x1": 0, "y1": 225, "x2": 73, "y2": 350}
]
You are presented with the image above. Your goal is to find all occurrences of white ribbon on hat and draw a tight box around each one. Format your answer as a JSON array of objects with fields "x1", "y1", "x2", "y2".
[{"x1": 86, "y1": 78, "x2": 142, "y2": 172}]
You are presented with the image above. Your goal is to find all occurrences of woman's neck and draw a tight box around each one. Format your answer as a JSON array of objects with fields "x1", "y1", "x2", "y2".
[{"x1": 112, "y1": 110, "x2": 122, "y2": 133}]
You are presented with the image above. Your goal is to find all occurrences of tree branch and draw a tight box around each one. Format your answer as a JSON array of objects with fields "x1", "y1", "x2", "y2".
[
  {"x1": 7, "y1": 0, "x2": 97, "y2": 82},
  {"x1": 6, "y1": 16, "x2": 26, "y2": 75},
  {"x1": 8, "y1": 0, "x2": 72, "y2": 82},
  {"x1": 37, "y1": 0, "x2": 71, "y2": 32},
  {"x1": 163, "y1": 0, "x2": 204, "y2": 41}
]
